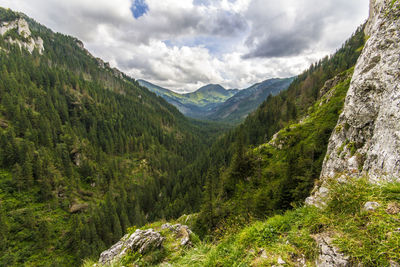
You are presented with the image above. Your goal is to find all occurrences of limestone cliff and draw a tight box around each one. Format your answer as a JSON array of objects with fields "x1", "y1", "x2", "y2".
[
  {"x1": 0, "y1": 18, "x2": 44, "y2": 54},
  {"x1": 307, "y1": 0, "x2": 400, "y2": 205}
]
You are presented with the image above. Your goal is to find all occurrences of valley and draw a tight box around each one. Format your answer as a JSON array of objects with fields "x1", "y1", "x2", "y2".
[
  {"x1": 0, "y1": 0, "x2": 399, "y2": 266},
  {"x1": 138, "y1": 77, "x2": 294, "y2": 123}
]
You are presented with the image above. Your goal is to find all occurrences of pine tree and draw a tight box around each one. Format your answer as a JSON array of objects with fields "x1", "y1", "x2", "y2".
[
  {"x1": 12, "y1": 163, "x2": 23, "y2": 192},
  {"x1": 0, "y1": 208, "x2": 8, "y2": 251}
]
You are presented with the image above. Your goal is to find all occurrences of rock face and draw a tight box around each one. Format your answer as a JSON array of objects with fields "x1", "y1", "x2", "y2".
[
  {"x1": 0, "y1": 18, "x2": 44, "y2": 54},
  {"x1": 306, "y1": 0, "x2": 400, "y2": 206},
  {"x1": 98, "y1": 229, "x2": 164, "y2": 265}
]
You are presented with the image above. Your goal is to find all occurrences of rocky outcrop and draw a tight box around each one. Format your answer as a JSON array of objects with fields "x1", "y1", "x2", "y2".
[
  {"x1": 98, "y1": 229, "x2": 164, "y2": 265},
  {"x1": 306, "y1": 0, "x2": 400, "y2": 206},
  {"x1": 314, "y1": 233, "x2": 350, "y2": 267},
  {"x1": 74, "y1": 39, "x2": 124, "y2": 80},
  {"x1": 97, "y1": 223, "x2": 195, "y2": 265},
  {"x1": 0, "y1": 18, "x2": 44, "y2": 54},
  {"x1": 161, "y1": 223, "x2": 193, "y2": 247},
  {"x1": 68, "y1": 202, "x2": 89, "y2": 213}
]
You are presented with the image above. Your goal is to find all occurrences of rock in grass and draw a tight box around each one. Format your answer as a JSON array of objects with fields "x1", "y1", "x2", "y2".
[
  {"x1": 363, "y1": 201, "x2": 380, "y2": 211},
  {"x1": 161, "y1": 223, "x2": 193, "y2": 247},
  {"x1": 258, "y1": 249, "x2": 268, "y2": 259},
  {"x1": 390, "y1": 260, "x2": 400, "y2": 267},
  {"x1": 98, "y1": 228, "x2": 164, "y2": 265},
  {"x1": 314, "y1": 233, "x2": 349, "y2": 267},
  {"x1": 277, "y1": 256, "x2": 286, "y2": 265},
  {"x1": 386, "y1": 202, "x2": 400, "y2": 215}
]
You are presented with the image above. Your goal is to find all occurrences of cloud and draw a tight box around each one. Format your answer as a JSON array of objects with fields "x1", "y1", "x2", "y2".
[
  {"x1": 0, "y1": 0, "x2": 369, "y2": 92},
  {"x1": 243, "y1": 0, "x2": 367, "y2": 59}
]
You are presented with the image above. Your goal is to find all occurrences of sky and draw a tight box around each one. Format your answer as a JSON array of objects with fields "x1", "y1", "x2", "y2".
[{"x1": 0, "y1": 0, "x2": 369, "y2": 93}]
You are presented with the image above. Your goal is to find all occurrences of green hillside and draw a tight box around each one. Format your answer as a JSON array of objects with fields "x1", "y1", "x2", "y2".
[
  {"x1": 83, "y1": 177, "x2": 400, "y2": 266},
  {"x1": 2, "y1": 4, "x2": 396, "y2": 267},
  {"x1": 138, "y1": 79, "x2": 292, "y2": 122},
  {"x1": 207, "y1": 77, "x2": 294, "y2": 123},
  {"x1": 192, "y1": 24, "x2": 366, "y2": 234},
  {"x1": 0, "y1": 7, "x2": 213, "y2": 266},
  {"x1": 137, "y1": 80, "x2": 238, "y2": 118}
]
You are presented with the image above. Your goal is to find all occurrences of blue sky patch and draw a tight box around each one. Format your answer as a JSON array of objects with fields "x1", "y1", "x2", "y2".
[{"x1": 131, "y1": 0, "x2": 149, "y2": 19}]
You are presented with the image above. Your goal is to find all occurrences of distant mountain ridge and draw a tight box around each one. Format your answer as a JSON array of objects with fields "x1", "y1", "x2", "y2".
[
  {"x1": 183, "y1": 84, "x2": 239, "y2": 107},
  {"x1": 207, "y1": 78, "x2": 295, "y2": 122},
  {"x1": 138, "y1": 77, "x2": 294, "y2": 122},
  {"x1": 137, "y1": 80, "x2": 238, "y2": 118}
]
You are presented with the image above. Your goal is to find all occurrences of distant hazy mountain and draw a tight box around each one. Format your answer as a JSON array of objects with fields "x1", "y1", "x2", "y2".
[{"x1": 138, "y1": 78, "x2": 294, "y2": 123}]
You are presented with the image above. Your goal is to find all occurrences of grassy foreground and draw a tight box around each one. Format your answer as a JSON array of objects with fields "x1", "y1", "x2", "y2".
[{"x1": 84, "y1": 177, "x2": 400, "y2": 266}]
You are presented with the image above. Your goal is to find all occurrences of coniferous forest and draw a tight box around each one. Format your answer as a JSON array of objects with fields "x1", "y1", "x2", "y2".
[
  {"x1": 0, "y1": 8, "x2": 218, "y2": 265},
  {"x1": 2, "y1": 4, "x2": 398, "y2": 267}
]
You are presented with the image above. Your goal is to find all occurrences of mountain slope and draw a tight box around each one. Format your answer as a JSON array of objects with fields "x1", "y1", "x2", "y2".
[
  {"x1": 192, "y1": 23, "x2": 366, "y2": 234},
  {"x1": 185, "y1": 84, "x2": 238, "y2": 105},
  {"x1": 92, "y1": 10, "x2": 399, "y2": 264},
  {"x1": 207, "y1": 77, "x2": 294, "y2": 122},
  {"x1": 138, "y1": 78, "x2": 293, "y2": 122},
  {"x1": 137, "y1": 80, "x2": 238, "y2": 118},
  {"x1": 0, "y1": 7, "x2": 209, "y2": 266}
]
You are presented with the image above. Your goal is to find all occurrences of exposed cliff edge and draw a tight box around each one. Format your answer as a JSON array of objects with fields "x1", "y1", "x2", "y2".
[
  {"x1": 0, "y1": 18, "x2": 44, "y2": 54},
  {"x1": 307, "y1": 0, "x2": 400, "y2": 206}
]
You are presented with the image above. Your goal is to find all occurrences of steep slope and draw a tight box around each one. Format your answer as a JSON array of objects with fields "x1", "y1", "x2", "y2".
[
  {"x1": 137, "y1": 80, "x2": 238, "y2": 118},
  {"x1": 0, "y1": 7, "x2": 208, "y2": 266},
  {"x1": 207, "y1": 77, "x2": 294, "y2": 122},
  {"x1": 138, "y1": 78, "x2": 293, "y2": 122},
  {"x1": 94, "y1": 64, "x2": 400, "y2": 266},
  {"x1": 93, "y1": 177, "x2": 400, "y2": 266},
  {"x1": 91, "y1": 1, "x2": 400, "y2": 266},
  {"x1": 307, "y1": 0, "x2": 400, "y2": 206},
  {"x1": 196, "y1": 69, "x2": 354, "y2": 233},
  {"x1": 191, "y1": 23, "x2": 366, "y2": 234}
]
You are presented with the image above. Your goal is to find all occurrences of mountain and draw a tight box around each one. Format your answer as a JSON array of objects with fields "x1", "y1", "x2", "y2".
[
  {"x1": 186, "y1": 84, "x2": 238, "y2": 103},
  {"x1": 138, "y1": 80, "x2": 238, "y2": 118},
  {"x1": 95, "y1": 1, "x2": 400, "y2": 264},
  {"x1": 207, "y1": 77, "x2": 295, "y2": 122},
  {"x1": 193, "y1": 25, "x2": 366, "y2": 234},
  {"x1": 3, "y1": 0, "x2": 400, "y2": 266},
  {"x1": 0, "y1": 7, "x2": 214, "y2": 266},
  {"x1": 138, "y1": 78, "x2": 293, "y2": 122}
]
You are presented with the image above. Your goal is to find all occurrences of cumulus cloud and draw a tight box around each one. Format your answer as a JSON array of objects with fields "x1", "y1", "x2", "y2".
[{"x1": 0, "y1": 0, "x2": 368, "y2": 92}]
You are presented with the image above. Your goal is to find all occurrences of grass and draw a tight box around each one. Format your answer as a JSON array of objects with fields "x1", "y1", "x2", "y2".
[
  {"x1": 103, "y1": 177, "x2": 400, "y2": 266},
  {"x1": 176, "y1": 177, "x2": 398, "y2": 266}
]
